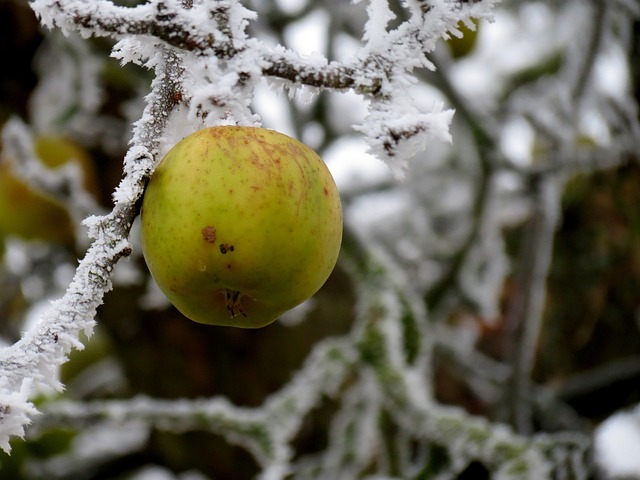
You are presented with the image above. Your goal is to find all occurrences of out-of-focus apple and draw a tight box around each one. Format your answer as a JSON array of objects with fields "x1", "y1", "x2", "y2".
[
  {"x1": 446, "y1": 19, "x2": 480, "y2": 59},
  {"x1": 0, "y1": 135, "x2": 99, "y2": 247}
]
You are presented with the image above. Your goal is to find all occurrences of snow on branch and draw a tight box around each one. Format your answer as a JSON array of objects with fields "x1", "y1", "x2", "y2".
[
  {"x1": 31, "y1": 0, "x2": 235, "y2": 54},
  {"x1": 30, "y1": 337, "x2": 357, "y2": 475},
  {"x1": 30, "y1": 0, "x2": 498, "y2": 173},
  {"x1": 344, "y1": 233, "x2": 590, "y2": 479},
  {"x1": 0, "y1": 45, "x2": 183, "y2": 452},
  {"x1": 35, "y1": 396, "x2": 273, "y2": 467}
]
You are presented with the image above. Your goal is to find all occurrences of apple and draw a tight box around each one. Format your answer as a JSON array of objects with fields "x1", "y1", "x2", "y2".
[
  {"x1": 140, "y1": 126, "x2": 343, "y2": 328},
  {"x1": 0, "y1": 135, "x2": 99, "y2": 247},
  {"x1": 446, "y1": 19, "x2": 480, "y2": 59}
]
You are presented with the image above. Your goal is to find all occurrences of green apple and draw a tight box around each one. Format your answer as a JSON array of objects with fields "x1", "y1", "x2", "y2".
[
  {"x1": 446, "y1": 19, "x2": 480, "y2": 59},
  {"x1": 140, "y1": 126, "x2": 343, "y2": 328},
  {"x1": 0, "y1": 135, "x2": 98, "y2": 246}
]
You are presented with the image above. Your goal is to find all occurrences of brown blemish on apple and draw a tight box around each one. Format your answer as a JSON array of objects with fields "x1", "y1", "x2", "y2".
[
  {"x1": 201, "y1": 226, "x2": 217, "y2": 243},
  {"x1": 220, "y1": 243, "x2": 234, "y2": 254},
  {"x1": 223, "y1": 288, "x2": 247, "y2": 318}
]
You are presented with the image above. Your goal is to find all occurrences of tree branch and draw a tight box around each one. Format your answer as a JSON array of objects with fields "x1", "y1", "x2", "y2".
[
  {"x1": 0, "y1": 46, "x2": 184, "y2": 453},
  {"x1": 502, "y1": 173, "x2": 564, "y2": 435}
]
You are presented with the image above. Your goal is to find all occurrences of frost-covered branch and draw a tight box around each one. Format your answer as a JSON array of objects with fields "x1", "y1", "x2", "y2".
[
  {"x1": 423, "y1": 60, "x2": 499, "y2": 310},
  {"x1": 0, "y1": 216, "x2": 131, "y2": 452},
  {"x1": 31, "y1": 0, "x2": 225, "y2": 53},
  {"x1": 30, "y1": 0, "x2": 495, "y2": 94},
  {"x1": 30, "y1": 0, "x2": 368, "y2": 91},
  {"x1": 570, "y1": 0, "x2": 607, "y2": 108},
  {"x1": 502, "y1": 174, "x2": 564, "y2": 435},
  {"x1": 35, "y1": 396, "x2": 272, "y2": 466},
  {"x1": 31, "y1": 336, "x2": 357, "y2": 478},
  {"x1": 342, "y1": 228, "x2": 592, "y2": 479},
  {"x1": 30, "y1": 0, "x2": 499, "y2": 175},
  {"x1": 0, "y1": 42, "x2": 184, "y2": 452}
]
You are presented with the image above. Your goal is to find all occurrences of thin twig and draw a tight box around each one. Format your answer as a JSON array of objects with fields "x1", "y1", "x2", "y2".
[
  {"x1": 571, "y1": 0, "x2": 608, "y2": 107},
  {"x1": 502, "y1": 173, "x2": 564, "y2": 435},
  {"x1": 422, "y1": 58, "x2": 499, "y2": 311}
]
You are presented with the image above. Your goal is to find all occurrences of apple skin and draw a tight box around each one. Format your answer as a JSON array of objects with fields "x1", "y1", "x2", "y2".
[
  {"x1": 0, "y1": 136, "x2": 98, "y2": 246},
  {"x1": 140, "y1": 126, "x2": 343, "y2": 328}
]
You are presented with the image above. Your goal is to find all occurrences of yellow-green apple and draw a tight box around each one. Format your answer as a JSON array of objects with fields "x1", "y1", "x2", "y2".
[
  {"x1": 0, "y1": 135, "x2": 98, "y2": 247},
  {"x1": 141, "y1": 126, "x2": 343, "y2": 328},
  {"x1": 446, "y1": 19, "x2": 480, "y2": 59}
]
